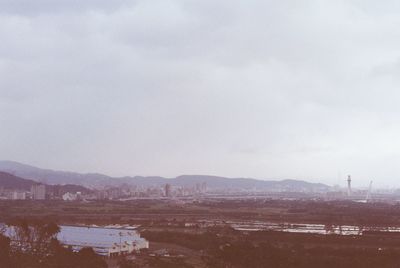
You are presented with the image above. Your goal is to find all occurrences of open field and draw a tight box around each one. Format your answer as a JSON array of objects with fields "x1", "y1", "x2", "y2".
[{"x1": 2, "y1": 199, "x2": 400, "y2": 226}]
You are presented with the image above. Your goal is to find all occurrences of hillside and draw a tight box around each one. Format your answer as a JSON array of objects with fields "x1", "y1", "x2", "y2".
[
  {"x1": 0, "y1": 170, "x2": 92, "y2": 194},
  {"x1": 0, "y1": 171, "x2": 37, "y2": 190}
]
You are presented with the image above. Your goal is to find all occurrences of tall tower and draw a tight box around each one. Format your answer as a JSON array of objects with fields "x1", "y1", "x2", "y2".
[{"x1": 347, "y1": 175, "x2": 352, "y2": 197}]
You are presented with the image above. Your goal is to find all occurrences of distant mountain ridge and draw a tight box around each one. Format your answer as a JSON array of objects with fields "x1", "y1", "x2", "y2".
[
  {"x1": 0, "y1": 161, "x2": 110, "y2": 186},
  {"x1": 0, "y1": 160, "x2": 331, "y2": 192}
]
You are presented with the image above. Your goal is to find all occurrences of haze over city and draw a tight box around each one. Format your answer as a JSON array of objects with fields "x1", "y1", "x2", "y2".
[{"x1": 2, "y1": 0, "x2": 400, "y2": 187}]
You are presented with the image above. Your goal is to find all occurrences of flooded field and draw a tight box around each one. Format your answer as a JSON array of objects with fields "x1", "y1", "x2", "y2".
[{"x1": 226, "y1": 220, "x2": 400, "y2": 235}]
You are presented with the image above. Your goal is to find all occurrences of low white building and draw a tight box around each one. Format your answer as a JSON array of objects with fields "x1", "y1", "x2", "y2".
[
  {"x1": 108, "y1": 239, "x2": 149, "y2": 257},
  {"x1": 62, "y1": 192, "x2": 81, "y2": 201},
  {"x1": 58, "y1": 225, "x2": 149, "y2": 257}
]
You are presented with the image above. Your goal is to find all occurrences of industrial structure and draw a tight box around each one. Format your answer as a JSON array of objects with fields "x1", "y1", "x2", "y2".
[{"x1": 366, "y1": 181, "x2": 373, "y2": 202}]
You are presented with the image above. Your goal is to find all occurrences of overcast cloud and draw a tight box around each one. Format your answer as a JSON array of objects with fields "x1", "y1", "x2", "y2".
[{"x1": 1, "y1": 0, "x2": 400, "y2": 187}]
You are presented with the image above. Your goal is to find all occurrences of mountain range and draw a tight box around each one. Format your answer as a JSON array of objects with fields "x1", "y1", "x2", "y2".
[{"x1": 0, "y1": 160, "x2": 331, "y2": 192}]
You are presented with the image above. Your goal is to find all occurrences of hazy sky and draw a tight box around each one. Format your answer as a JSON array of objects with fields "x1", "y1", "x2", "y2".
[{"x1": 1, "y1": 1, "x2": 400, "y2": 186}]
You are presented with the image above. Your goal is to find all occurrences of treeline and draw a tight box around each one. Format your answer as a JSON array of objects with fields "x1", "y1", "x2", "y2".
[{"x1": 0, "y1": 219, "x2": 107, "y2": 268}]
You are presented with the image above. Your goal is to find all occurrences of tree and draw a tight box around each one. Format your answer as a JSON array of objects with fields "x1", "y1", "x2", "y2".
[
  {"x1": 7, "y1": 219, "x2": 60, "y2": 257},
  {"x1": 118, "y1": 259, "x2": 141, "y2": 268},
  {"x1": 0, "y1": 233, "x2": 12, "y2": 266},
  {"x1": 76, "y1": 247, "x2": 107, "y2": 268}
]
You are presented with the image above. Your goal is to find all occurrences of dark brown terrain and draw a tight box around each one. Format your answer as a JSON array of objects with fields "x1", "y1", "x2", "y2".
[{"x1": 2, "y1": 199, "x2": 400, "y2": 267}]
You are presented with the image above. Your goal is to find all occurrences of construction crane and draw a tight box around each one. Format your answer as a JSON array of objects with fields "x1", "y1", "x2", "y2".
[{"x1": 366, "y1": 181, "x2": 373, "y2": 203}]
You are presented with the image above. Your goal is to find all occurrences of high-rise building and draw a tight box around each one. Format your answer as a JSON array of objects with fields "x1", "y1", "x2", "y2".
[
  {"x1": 165, "y1": 184, "x2": 171, "y2": 197},
  {"x1": 31, "y1": 184, "x2": 46, "y2": 200},
  {"x1": 201, "y1": 182, "x2": 207, "y2": 193},
  {"x1": 12, "y1": 191, "x2": 26, "y2": 200}
]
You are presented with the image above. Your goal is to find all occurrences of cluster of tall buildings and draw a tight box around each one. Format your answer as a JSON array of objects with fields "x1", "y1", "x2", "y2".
[
  {"x1": 94, "y1": 182, "x2": 208, "y2": 200},
  {"x1": 1, "y1": 182, "x2": 209, "y2": 201}
]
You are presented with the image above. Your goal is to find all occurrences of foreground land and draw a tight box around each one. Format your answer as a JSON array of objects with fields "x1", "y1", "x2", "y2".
[{"x1": 3, "y1": 199, "x2": 400, "y2": 267}]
